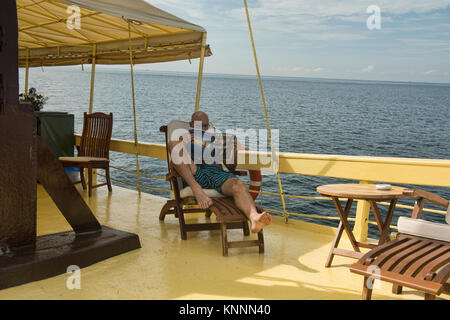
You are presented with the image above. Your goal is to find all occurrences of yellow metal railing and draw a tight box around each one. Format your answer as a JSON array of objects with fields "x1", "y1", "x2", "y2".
[
  {"x1": 75, "y1": 135, "x2": 450, "y2": 187},
  {"x1": 76, "y1": 135, "x2": 450, "y2": 241}
]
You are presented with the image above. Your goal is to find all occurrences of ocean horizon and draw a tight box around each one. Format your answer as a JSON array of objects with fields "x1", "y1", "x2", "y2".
[{"x1": 33, "y1": 65, "x2": 450, "y2": 86}]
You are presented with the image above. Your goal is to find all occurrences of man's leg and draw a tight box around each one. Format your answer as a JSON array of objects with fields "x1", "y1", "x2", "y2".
[
  {"x1": 168, "y1": 141, "x2": 212, "y2": 209},
  {"x1": 221, "y1": 177, "x2": 272, "y2": 233}
]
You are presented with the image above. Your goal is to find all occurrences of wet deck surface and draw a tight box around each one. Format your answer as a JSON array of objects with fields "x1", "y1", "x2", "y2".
[{"x1": 1, "y1": 184, "x2": 448, "y2": 300}]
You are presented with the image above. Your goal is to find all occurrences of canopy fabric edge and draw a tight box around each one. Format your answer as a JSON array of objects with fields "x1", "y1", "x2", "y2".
[{"x1": 19, "y1": 44, "x2": 212, "y2": 67}]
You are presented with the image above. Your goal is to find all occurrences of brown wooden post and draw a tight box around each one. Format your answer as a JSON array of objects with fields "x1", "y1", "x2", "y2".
[
  {"x1": 0, "y1": 1, "x2": 140, "y2": 290},
  {"x1": 0, "y1": 0, "x2": 37, "y2": 249}
]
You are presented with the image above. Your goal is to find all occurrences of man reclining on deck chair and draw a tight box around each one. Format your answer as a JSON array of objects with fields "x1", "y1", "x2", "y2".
[{"x1": 168, "y1": 111, "x2": 272, "y2": 233}]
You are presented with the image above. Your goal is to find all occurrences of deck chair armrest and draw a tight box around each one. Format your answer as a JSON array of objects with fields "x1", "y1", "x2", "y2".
[
  {"x1": 222, "y1": 163, "x2": 247, "y2": 176},
  {"x1": 403, "y1": 188, "x2": 450, "y2": 220},
  {"x1": 403, "y1": 189, "x2": 449, "y2": 208},
  {"x1": 165, "y1": 172, "x2": 180, "y2": 181},
  {"x1": 231, "y1": 170, "x2": 247, "y2": 177},
  {"x1": 433, "y1": 264, "x2": 450, "y2": 284}
]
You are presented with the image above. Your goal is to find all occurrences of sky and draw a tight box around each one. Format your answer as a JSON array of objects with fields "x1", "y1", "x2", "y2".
[{"x1": 133, "y1": 0, "x2": 450, "y2": 83}]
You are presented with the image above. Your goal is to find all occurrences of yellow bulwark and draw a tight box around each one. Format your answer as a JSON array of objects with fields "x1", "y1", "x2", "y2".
[{"x1": 77, "y1": 135, "x2": 450, "y2": 188}]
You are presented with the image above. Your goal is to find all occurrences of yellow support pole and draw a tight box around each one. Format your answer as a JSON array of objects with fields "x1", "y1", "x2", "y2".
[
  {"x1": 128, "y1": 20, "x2": 141, "y2": 195},
  {"x1": 194, "y1": 33, "x2": 207, "y2": 112},
  {"x1": 243, "y1": 0, "x2": 288, "y2": 222},
  {"x1": 88, "y1": 44, "x2": 96, "y2": 114},
  {"x1": 24, "y1": 48, "x2": 30, "y2": 95},
  {"x1": 353, "y1": 180, "x2": 372, "y2": 242}
]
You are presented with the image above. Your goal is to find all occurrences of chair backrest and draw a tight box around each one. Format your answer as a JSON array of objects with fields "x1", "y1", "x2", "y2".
[
  {"x1": 79, "y1": 112, "x2": 113, "y2": 159},
  {"x1": 160, "y1": 120, "x2": 190, "y2": 192}
]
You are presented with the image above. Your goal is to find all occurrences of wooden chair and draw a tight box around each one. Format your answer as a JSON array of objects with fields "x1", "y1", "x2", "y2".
[
  {"x1": 159, "y1": 120, "x2": 264, "y2": 256},
  {"x1": 59, "y1": 112, "x2": 113, "y2": 197},
  {"x1": 350, "y1": 189, "x2": 450, "y2": 300}
]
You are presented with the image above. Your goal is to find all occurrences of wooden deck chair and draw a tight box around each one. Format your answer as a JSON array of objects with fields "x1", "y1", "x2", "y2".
[
  {"x1": 59, "y1": 112, "x2": 113, "y2": 197},
  {"x1": 159, "y1": 120, "x2": 264, "y2": 256},
  {"x1": 350, "y1": 189, "x2": 450, "y2": 300}
]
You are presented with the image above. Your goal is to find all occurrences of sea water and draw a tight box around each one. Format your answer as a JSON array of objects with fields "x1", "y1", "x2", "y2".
[{"x1": 21, "y1": 67, "x2": 450, "y2": 238}]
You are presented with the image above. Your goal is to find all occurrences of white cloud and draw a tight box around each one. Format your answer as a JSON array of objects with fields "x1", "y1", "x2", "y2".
[
  {"x1": 253, "y1": 0, "x2": 450, "y2": 17},
  {"x1": 225, "y1": 0, "x2": 450, "y2": 42},
  {"x1": 143, "y1": 0, "x2": 450, "y2": 82},
  {"x1": 232, "y1": 0, "x2": 450, "y2": 39},
  {"x1": 363, "y1": 65, "x2": 374, "y2": 72}
]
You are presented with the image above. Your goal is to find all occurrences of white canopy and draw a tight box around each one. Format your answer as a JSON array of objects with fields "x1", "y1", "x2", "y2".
[{"x1": 17, "y1": 0, "x2": 212, "y2": 67}]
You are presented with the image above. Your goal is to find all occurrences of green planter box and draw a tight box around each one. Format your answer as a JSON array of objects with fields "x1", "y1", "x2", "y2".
[{"x1": 35, "y1": 112, "x2": 74, "y2": 158}]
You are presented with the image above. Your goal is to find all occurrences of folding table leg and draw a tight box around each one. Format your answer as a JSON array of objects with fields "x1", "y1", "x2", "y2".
[
  {"x1": 325, "y1": 198, "x2": 355, "y2": 267},
  {"x1": 333, "y1": 197, "x2": 359, "y2": 251},
  {"x1": 370, "y1": 199, "x2": 397, "y2": 245},
  {"x1": 379, "y1": 199, "x2": 397, "y2": 245},
  {"x1": 325, "y1": 221, "x2": 345, "y2": 268}
]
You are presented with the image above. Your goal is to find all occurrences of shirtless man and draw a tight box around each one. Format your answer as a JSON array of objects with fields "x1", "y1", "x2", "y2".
[{"x1": 168, "y1": 111, "x2": 272, "y2": 233}]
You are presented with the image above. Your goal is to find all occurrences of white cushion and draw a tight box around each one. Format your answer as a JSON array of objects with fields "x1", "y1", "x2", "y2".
[
  {"x1": 170, "y1": 187, "x2": 224, "y2": 200},
  {"x1": 397, "y1": 216, "x2": 450, "y2": 242}
]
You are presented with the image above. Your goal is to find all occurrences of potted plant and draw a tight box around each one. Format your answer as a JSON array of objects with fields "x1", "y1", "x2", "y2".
[
  {"x1": 19, "y1": 87, "x2": 48, "y2": 112},
  {"x1": 19, "y1": 88, "x2": 74, "y2": 158}
]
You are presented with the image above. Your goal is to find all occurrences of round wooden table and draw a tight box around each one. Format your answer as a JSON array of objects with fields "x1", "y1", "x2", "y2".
[{"x1": 317, "y1": 184, "x2": 412, "y2": 268}]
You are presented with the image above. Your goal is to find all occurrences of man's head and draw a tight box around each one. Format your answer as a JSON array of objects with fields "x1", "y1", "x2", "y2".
[{"x1": 189, "y1": 111, "x2": 210, "y2": 130}]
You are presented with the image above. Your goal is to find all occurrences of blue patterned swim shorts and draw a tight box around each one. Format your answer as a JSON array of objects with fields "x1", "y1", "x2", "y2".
[{"x1": 183, "y1": 165, "x2": 235, "y2": 194}]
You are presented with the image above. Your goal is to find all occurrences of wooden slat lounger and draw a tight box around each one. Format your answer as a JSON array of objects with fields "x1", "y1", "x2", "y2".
[
  {"x1": 350, "y1": 189, "x2": 450, "y2": 300},
  {"x1": 159, "y1": 121, "x2": 264, "y2": 256},
  {"x1": 350, "y1": 234, "x2": 449, "y2": 300}
]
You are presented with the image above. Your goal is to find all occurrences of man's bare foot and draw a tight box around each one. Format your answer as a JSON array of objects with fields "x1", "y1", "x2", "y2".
[
  {"x1": 249, "y1": 211, "x2": 272, "y2": 233},
  {"x1": 192, "y1": 188, "x2": 213, "y2": 209}
]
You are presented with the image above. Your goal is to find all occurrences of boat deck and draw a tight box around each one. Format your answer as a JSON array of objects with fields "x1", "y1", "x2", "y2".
[{"x1": 1, "y1": 184, "x2": 448, "y2": 300}]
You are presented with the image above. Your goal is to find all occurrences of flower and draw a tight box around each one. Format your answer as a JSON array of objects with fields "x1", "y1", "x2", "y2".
[{"x1": 19, "y1": 88, "x2": 48, "y2": 112}]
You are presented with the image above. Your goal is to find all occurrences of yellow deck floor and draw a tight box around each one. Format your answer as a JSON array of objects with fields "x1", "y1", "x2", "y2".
[{"x1": 1, "y1": 184, "x2": 448, "y2": 300}]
